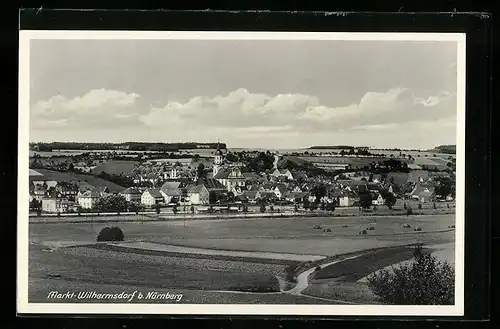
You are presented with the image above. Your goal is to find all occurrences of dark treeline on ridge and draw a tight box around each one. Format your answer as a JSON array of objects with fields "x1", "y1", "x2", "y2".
[
  {"x1": 30, "y1": 142, "x2": 227, "y2": 152},
  {"x1": 309, "y1": 145, "x2": 367, "y2": 150}
]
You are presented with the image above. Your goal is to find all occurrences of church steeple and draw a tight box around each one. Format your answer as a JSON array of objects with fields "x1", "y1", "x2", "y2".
[{"x1": 213, "y1": 139, "x2": 223, "y2": 176}]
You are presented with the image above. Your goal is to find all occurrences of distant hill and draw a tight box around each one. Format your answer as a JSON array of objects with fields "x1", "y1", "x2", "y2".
[
  {"x1": 309, "y1": 145, "x2": 357, "y2": 150},
  {"x1": 428, "y1": 145, "x2": 456, "y2": 154},
  {"x1": 30, "y1": 141, "x2": 226, "y2": 152},
  {"x1": 29, "y1": 168, "x2": 125, "y2": 193}
]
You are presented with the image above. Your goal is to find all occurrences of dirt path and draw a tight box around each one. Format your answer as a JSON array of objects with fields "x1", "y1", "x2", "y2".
[{"x1": 283, "y1": 254, "x2": 364, "y2": 300}]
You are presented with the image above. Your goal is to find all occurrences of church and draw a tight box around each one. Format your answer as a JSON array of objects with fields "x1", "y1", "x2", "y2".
[{"x1": 212, "y1": 143, "x2": 246, "y2": 194}]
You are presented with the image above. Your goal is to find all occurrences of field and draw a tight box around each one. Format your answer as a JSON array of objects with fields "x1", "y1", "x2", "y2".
[
  {"x1": 28, "y1": 214, "x2": 456, "y2": 304},
  {"x1": 29, "y1": 169, "x2": 126, "y2": 193},
  {"x1": 90, "y1": 160, "x2": 140, "y2": 175}
]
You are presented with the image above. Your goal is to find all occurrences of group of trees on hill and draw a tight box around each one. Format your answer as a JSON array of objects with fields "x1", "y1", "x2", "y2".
[{"x1": 96, "y1": 171, "x2": 134, "y2": 188}]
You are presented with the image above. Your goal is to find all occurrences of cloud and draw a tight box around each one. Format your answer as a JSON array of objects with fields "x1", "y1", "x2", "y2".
[
  {"x1": 31, "y1": 87, "x2": 457, "y2": 149},
  {"x1": 139, "y1": 87, "x2": 457, "y2": 133},
  {"x1": 30, "y1": 89, "x2": 141, "y2": 129}
]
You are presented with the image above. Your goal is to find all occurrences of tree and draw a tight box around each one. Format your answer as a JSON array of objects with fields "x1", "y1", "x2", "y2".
[
  {"x1": 418, "y1": 203, "x2": 422, "y2": 210},
  {"x1": 359, "y1": 190, "x2": 372, "y2": 210},
  {"x1": 403, "y1": 202, "x2": 407, "y2": 210},
  {"x1": 303, "y1": 198, "x2": 310, "y2": 210},
  {"x1": 320, "y1": 202, "x2": 326, "y2": 211},
  {"x1": 260, "y1": 204, "x2": 266, "y2": 213},
  {"x1": 435, "y1": 179, "x2": 453, "y2": 199},
  {"x1": 325, "y1": 202, "x2": 335, "y2": 212},
  {"x1": 384, "y1": 193, "x2": 397, "y2": 210},
  {"x1": 227, "y1": 191, "x2": 235, "y2": 203},
  {"x1": 97, "y1": 226, "x2": 124, "y2": 242},
  {"x1": 209, "y1": 191, "x2": 218, "y2": 205},
  {"x1": 311, "y1": 184, "x2": 327, "y2": 203},
  {"x1": 197, "y1": 163, "x2": 206, "y2": 179},
  {"x1": 367, "y1": 244, "x2": 454, "y2": 305},
  {"x1": 406, "y1": 206, "x2": 413, "y2": 216},
  {"x1": 309, "y1": 202, "x2": 318, "y2": 211},
  {"x1": 30, "y1": 199, "x2": 41, "y2": 211},
  {"x1": 294, "y1": 205, "x2": 298, "y2": 212},
  {"x1": 190, "y1": 205, "x2": 195, "y2": 214},
  {"x1": 93, "y1": 194, "x2": 129, "y2": 213},
  {"x1": 155, "y1": 205, "x2": 161, "y2": 214}
]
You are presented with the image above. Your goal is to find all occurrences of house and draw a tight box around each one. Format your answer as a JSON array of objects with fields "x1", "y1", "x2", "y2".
[
  {"x1": 214, "y1": 166, "x2": 247, "y2": 192},
  {"x1": 159, "y1": 187, "x2": 180, "y2": 205},
  {"x1": 290, "y1": 171, "x2": 308, "y2": 181},
  {"x1": 56, "y1": 182, "x2": 79, "y2": 201},
  {"x1": 285, "y1": 191, "x2": 309, "y2": 203},
  {"x1": 271, "y1": 168, "x2": 294, "y2": 180},
  {"x1": 186, "y1": 184, "x2": 210, "y2": 205},
  {"x1": 258, "y1": 191, "x2": 278, "y2": 203},
  {"x1": 418, "y1": 189, "x2": 436, "y2": 203},
  {"x1": 235, "y1": 194, "x2": 249, "y2": 204},
  {"x1": 407, "y1": 170, "x2": 430, "y2": 184},
  {"x1": 161, "y1": 181, "x2": 182, "y2": 191},
  {"x1": 77, "y1": 190, "x2": 101, "y2": 209},
  {"x1": 196, "y1": 178, "x2": 227, "y2": 193},
  {"x1": 242, "y1": 172, "x2": 264, "y2": 182},
  {"x1": 273, "y1": 184, "x2": 287, "y2": 199},
  {"x1": 141, "y1": 189, "x2": 164, "y2": 207},
  {"x1": 119, "y1": 187, "x2": 142, "y2": 203},
  {"x1": 372, "y1": 192, "x2": 385, "y2": 206},
  {"x1": 409, "y1": 184, "x2": 436, "y2": 202},
  {"x1": 338, "y1": 191, "x2": 358, "y2": 207},
  {"x1": 33, "y1": 185, "x2": 47, "y2": 201},
  {"x1": 41, "y1": 197, "x2": 77, "y2": 213},
  {"x1": 329, "y1": 189, "x2": 358, "y2": 207},
  {"x1": 241, "y1": 190, "x2": 259, "y2": 203}
]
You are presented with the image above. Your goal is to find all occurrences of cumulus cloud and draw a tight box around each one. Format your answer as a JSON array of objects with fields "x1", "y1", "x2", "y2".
[
  {"x1": 139, "y1": 87, "x2": 457, "y2": 133},
  {"x1": 30, "y1": 89, "x2": 141, "y2": 129},
  {"x1": 31, "y1": 87, "x2": 457, "y2": 147}
]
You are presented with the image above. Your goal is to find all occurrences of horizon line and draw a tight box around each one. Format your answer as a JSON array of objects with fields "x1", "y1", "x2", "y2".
[{"x1": 28, "y1": 140, "x2": 454, "y2": 151}]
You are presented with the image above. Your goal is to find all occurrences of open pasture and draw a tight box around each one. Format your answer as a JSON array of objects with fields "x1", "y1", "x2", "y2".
[{"x1": 30, "y1": 214, "x2": 455, "y2": 256}]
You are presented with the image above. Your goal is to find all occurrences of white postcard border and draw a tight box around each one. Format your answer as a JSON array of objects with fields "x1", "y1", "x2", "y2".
[{"x1": 17, "y1": 30, "x2": 466, "y2": 316}]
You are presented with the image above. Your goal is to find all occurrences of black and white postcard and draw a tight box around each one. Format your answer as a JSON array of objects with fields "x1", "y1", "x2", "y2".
[{"x1": 18, "y1": 31, "x2": 465, "y2": 316}]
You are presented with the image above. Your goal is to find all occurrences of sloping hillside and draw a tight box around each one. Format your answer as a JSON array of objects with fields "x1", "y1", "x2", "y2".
[
  {"x1": 90, "y1": 160, "x2": 139, "y2": 176},
  {"x1": 428, "y1": 145, "x2": 456, "y2": 154},
  {"x1": 29, "y1": 169, "x2": 125, "y2": 193}
]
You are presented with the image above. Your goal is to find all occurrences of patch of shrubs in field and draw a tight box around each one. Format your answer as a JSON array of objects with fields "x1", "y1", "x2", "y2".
[
  {"x1": 96, "y1": 226, "x2": 124, "y2": 242},
  {"x1": 366, "y1": 243, "x2": 455, "y2": 305}
]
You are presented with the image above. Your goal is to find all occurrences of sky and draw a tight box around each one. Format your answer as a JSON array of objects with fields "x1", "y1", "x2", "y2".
[{"x1": 28, "y1": 38, "x2": 459, "y2": 149}]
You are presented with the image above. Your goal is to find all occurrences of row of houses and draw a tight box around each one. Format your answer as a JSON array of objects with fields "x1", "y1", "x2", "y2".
[{"x1": 33, "y1": 173, "x2": 450, "y2": 213}]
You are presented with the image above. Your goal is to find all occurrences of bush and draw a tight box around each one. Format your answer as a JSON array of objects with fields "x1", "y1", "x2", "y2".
[
  {"x1": 367, "y1": 244, "x2": 455, "y2": 305},
  {"x1": 97, "y1": 226, "x2": 124, "y2": 242},
  {"x1": 414, "y1": 227, "x2": 422, "y2": 232},
  {"x1": 283, "y1": 265, "x2": 297, "y2": 282},
  {"x1": 406, "y1": 207, "x2": 413, "y2": 216},
  {"x1": 315, "y1": 266, "x2": 321, "y2": 272},
  {"x1": 260, "y1": 204, "x2": 266, "y2": 213}
]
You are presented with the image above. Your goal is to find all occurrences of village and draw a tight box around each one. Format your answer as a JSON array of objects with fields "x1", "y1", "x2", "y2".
[{"x1": 28, "y1": 143, "x2": 456, "y2": 217}]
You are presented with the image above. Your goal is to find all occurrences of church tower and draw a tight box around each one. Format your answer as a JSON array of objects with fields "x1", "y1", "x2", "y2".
[{"x1": 213, "y1": 140, "x2": 223, "y2": 176}]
